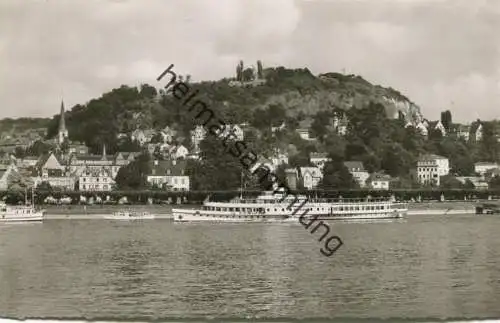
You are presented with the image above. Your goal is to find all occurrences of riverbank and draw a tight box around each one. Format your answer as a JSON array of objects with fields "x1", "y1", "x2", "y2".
[
  {"x1": 41, "y1": 204, "x2": 177, "y2": 219},
  {"x1": 38, "y1": 200, "x2": 482, "y2": 219},
  {"x1": 406, "y1": 201, "x2": 476, "y2": 215}
]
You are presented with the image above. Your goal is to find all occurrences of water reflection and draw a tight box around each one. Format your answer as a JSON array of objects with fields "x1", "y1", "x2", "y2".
[{"x1": 0, "y1": 216, "x2": 500, "y2": 319}]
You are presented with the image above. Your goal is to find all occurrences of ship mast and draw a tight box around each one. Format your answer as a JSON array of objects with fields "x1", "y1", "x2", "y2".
[{"x1": 239, "y1": 171, "x2": 244, "y2": 199}]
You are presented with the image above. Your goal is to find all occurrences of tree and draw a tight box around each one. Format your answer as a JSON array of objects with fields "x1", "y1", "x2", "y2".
[
  {"x1": 477, "y1": 122, "x2": 499, "y2": 162},
  {"x1": 319, "y1": 159, "x2": 358, "y2": 189},
  {"x1": 489, "y1": 175, "x2": 500, "y2": 190},
  {"x1": 188, "y1": 136, "x2": 245, "y2": 190},
  {"x1": 26, "y1": 140, "x2": 52, "y2": 156},
  {"x1": 440, "y1": 175, "x2": 464, "y2": 189},
  {"x1": 14, "y1": 147, "x2": 26, "y2": 159},
  {"x1": 150, "y1": 133, "x2": 163, "y2": 144},
  {"x1": 37, "y1": 181, "x2": 53, "y2": 191},
  {"x1": 139, "y1": 84, "x2": 157, "y2": 99},
  {"x1": 257, "y1": 60, "x2": 263, "y2": 79},
  {"x1": 115, "y1": 153, "x2": 151, "y2": 189}
]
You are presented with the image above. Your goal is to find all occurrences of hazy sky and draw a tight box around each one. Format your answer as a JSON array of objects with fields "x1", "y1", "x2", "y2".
[{"x1": 1, "y1": 0, "x2": 499, "y2": 122}]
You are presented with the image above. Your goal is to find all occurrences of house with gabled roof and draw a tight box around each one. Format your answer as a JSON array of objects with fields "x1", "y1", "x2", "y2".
[
  {"x1": 299, "y1": 166, "x2": 322, "y2": 190},
  {"x1": 31, "y1": 151, "x2": 75, "y2": 190},
  {"x1": 146, "y1": 159, "x2": 189, "y2": 191}
]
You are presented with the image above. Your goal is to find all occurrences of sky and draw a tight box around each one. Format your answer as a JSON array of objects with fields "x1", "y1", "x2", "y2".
[{"x1": 0, "y1": 0, "x2": 499, "y2": 123}]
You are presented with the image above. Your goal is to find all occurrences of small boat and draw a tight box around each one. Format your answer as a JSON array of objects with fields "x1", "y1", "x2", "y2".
[
  {"x1": 104, "y1": 210, "x2": 155, "y2": 220},
  {"x1": 0, "y1": 202, "x2": 44, "y2": 222},
  {"x1": 475, "y1": 202, "x2": 500, "y2": 214},
  {"x1": 0, "y1": 188, "x2": 44, "y2": 222}
]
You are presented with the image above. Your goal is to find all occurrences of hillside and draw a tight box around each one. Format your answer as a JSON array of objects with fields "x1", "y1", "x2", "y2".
[
  {"x1": 4, "y1": 66, "x2": 423, "y2": 153},
  {"x1": 0, "y1": 118, "x2": 50, "y2": 134}
]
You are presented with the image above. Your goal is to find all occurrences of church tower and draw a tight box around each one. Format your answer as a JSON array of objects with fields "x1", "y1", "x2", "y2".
[{"x1": 58, "y1": 100, "x2": 69, "y2": 144}]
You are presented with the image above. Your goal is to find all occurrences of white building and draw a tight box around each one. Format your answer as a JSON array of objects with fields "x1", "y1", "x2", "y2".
[
  {"x1": 333, "y1": 115, "x2": 349, "y2": 136},
  {"x1": 434, "y1": 120, "x2": 446, "y2": 136},
  {"x1": 190, "y1": 125, "x2": 206, "y2": 150},
  {"x1": 131, "y1": 129, "x2": 155, "y2": 146},
  {"x1": 161, "y1": 126, "x2": 177, "y2": 143},
  {"x1": 344, "y1": 161, "x2": 370, "y2": 187},
  {"x1": 367, "y1": 173, "x2": 391, "y2": 190},
  {"x1": 219, "y1": 124, "x2": 244, "y2": 141},
  {"x1": 455, "y1": 124, "x2": 470, "y2": 141},
  {"x1": 170, "y1": 145, "x2": 189, "y2": 159},
  {"x1": 78, "y1": 167, "x2": 115, "y2": 191},
  {"x1": 299, "y1": 167, "x2": 322, "y2": 190},
  {"x1": 415, "y1": 121, "x2": 429, "y2": 136},
  {"x1": 270, "y1": 151, "x2": 288, "y2": 168},
  {"x1": 146, "y1": 159, "x2": 190, "y2": 191},
  {"x1": 475, "y1": 123, "x2": 483, "y2": 141},
  {"x1": 474, "y1": 162, "x2": 499, "y2": 176},
  {"x1": 297, "y1": 128, "x2": 312, "y2": 141},
  {"x1": 309, "y1": 152, "x2": 331, "y2": 170},
  {"x1": 416, "y1": 154, "x2": 449, "y2": 186}
]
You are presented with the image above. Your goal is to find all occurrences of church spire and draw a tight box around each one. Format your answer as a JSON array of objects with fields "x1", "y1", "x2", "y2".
[
  {"x1": 58, "y1": 100, "x2": 66, "y2": 131},
  {"x1": 58, "y1": 100, "x2": 68, "y2": 144}
]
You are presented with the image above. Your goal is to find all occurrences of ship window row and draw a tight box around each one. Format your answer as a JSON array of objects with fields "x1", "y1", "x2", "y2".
[
  {"x1": 202, "y1": 204, "x2": 389, "y2": 212},
  {"x1": 194, "y1": 213, "x2": 266, "y2": 219}
]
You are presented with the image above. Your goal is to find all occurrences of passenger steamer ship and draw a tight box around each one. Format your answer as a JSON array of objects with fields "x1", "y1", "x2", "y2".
[{"x1": 173, "y1": 191, "x2": 408, "y2": 222}]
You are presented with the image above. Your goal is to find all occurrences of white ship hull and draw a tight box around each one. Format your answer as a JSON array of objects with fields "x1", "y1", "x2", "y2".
[
  {"x1": 0, "y1": 211, "x2": 44, "y2": 222},
  {"x1": 173, "y1": 206, "x2": 407, "y2": 222}
]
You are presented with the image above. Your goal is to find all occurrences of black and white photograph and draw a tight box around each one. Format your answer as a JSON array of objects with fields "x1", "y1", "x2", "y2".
[{"x1": 1, "y1": 0, "x2": 500, "y2": 322}]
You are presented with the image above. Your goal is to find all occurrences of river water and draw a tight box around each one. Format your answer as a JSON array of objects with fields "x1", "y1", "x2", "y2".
[{"x1": 1, "y1": 214, "x2": 500, "y2": 321}]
